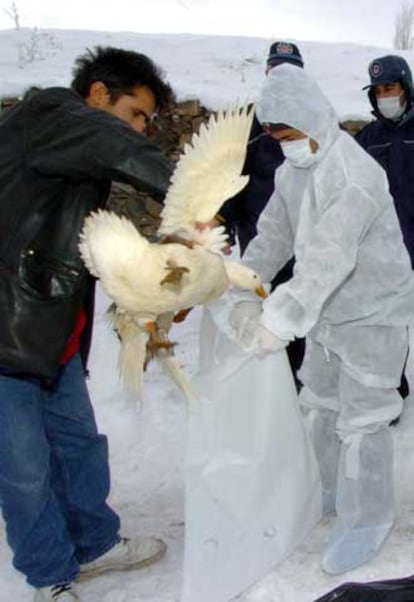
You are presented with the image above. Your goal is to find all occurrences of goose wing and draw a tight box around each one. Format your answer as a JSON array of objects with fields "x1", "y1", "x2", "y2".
[
  {"x1": 79, "y1": 209, "x2": 160, "y2": 312},
  {"x1": 158, "y1": 104, "x2": 254, "y2": 246}
]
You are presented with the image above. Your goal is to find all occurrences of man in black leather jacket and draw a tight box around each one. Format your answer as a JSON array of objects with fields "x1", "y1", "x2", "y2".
[{"x1": 0, "y1": 46, "x2": 174, "y2": 602}]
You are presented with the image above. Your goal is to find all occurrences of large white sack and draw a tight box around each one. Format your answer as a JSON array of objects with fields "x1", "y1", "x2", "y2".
[{"x1": 181, "y1": 297, "x2": 322, "y2": 602}]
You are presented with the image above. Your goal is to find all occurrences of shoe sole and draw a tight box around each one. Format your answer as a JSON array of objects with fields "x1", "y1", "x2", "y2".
[
  {"x1": 77, "y1": 540, "x2": 167, "y2": 582},
  {"x1": 34, "y1": 591, "x2": 79, "y2": 601}
]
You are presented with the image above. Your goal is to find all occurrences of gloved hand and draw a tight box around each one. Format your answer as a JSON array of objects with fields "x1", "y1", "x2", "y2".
[
  {"x1": 229, "y1": 300, "x2": 262, "y2": 351},
  {"x1": 256, "y1": 325, "x2": 289, "y2": 357},
  {"x1": 230, "y1": 301, "x2": 289, "y2": 355}
]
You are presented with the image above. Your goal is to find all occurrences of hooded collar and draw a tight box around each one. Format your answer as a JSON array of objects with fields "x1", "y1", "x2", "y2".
[{"x1": 256, "y1": 64, "x2": 340, "y2": 165}]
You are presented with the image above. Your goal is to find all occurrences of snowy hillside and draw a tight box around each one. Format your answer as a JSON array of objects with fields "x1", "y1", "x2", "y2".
[{"x1": 1, "y1": 28, "x2": 414, "y2": 121}]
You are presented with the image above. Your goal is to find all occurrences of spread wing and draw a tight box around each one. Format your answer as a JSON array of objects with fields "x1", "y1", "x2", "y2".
[{"x1": 158, "y1": 104, "x2": 254, "y2": 243}]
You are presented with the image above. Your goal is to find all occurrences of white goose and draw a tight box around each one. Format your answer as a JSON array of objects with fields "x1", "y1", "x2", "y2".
[{"x1": 79, "y1": 105, "x2": 266, "y2": 399}]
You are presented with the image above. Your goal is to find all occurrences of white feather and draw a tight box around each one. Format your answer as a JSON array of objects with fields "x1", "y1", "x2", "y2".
[
  {"x1": 79, "y1": 209, "x2": 149, "y2": 283},
  {"x1": 158, "y1": 104, "x2": 254, "y2": 239},
  {"x1": 194, "y1": 225, "x2": 229, "y2": 253},
  {"x1": 108, "y1": 308, "x2": 149, "y2": 393},
  {"x1": 156, "y1": 348, "x2": 197, "y2": 402},
  {"x1": 80, "y1": 210, "x2": 233, "y2": 317}
]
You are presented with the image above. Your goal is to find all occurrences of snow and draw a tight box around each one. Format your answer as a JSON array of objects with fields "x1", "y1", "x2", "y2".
[
  {"x1": 1, "y1": 27, "x2": 414, "y2": 602},
  {"x1": 2, "y1": 28, "x2": 414, "y2": 121}
]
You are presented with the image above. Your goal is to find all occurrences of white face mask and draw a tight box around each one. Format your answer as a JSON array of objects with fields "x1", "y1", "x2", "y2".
[
  {"x1": 280, "y1": 137, "x2": 319, "y2": 169},
  {"x1": 377, "y1": 94, "x2": 406, "y2": 121}
]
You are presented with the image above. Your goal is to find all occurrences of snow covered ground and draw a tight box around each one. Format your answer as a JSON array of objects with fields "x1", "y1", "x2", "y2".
[{"x1": 1, "y1": 27, "x2": 414, "y2": 602}]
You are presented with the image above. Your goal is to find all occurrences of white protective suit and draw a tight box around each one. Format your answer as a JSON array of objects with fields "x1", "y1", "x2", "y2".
[{"x1": 239, "y1": 64, "x2": 414, "y2": 574}]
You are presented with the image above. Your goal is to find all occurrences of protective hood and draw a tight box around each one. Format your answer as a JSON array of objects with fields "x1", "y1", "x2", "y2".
[{"x1": 256, "y1": 64, "x2": 340, "y2": 157}]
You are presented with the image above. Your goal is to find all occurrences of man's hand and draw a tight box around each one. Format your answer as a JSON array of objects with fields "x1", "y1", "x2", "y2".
[
  {"x1": 196, "y1": 217, "x2": 221, "y2": 230},
  {"x1": 195, "y1": 217, "x2": 232, "y2": 255}
]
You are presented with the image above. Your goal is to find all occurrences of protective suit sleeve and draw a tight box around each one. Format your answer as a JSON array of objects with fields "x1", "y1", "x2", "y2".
[
  {"x1": 241, "y1": 187, "x2": 294, "y2": 283},
  {"x1": 27, "y1": 100, "x2": 173, "y2": 201},
  {"x1": 261, "y1": 184, "x2": 382, "y2": 340}
]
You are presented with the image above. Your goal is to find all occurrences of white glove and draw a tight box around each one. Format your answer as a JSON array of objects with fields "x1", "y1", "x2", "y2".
[
  {"x1": 229, "y1": 300, "x2": 262, "y2": 350},
  {"x1": 256, "y1": 325, "x2": 289, "y2": 357},
  {"x1": 230, "y1": 301, "x2": 289, "y2": 355}
]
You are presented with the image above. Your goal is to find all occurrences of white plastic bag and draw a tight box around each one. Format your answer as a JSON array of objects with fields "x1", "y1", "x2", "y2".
[{"x1": 182, "y1": 297, "x2": 322, "y2": 602}]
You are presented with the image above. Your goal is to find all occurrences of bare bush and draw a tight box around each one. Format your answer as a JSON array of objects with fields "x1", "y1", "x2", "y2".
[
  {"x1": 18, "y1": 28, "x2": 62, "y2": 68},
  {"x1": 3, "y1": 1, "x2": 20, "y2": 30},
  {"x1": 394, "y1": 1, "x2": 414, "y2": 50}
]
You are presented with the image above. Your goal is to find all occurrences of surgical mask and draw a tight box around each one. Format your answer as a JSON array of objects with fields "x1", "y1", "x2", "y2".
[
  {"x1": 377, "y1": 94, "x2": 406, "y2": 121},
  {"x1": 280, "y1": 137, "x2": 319, "y2": 169}
]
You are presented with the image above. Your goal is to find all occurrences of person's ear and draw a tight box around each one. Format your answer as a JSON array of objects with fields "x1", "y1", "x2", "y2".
[
  {"x1": 310, "y1": 138, "x2": 319, "y2": 154},
  {"x1": 86, "y1": 81, "x2": 110, "y2": 108}
]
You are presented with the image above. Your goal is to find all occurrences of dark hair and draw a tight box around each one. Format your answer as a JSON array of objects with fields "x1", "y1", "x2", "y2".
[
  {"x1": 71, "y1": 46, "x2": 173, "y2": 111},
  {"x1": 22, "y1": 85, "x2": 42, "y2": 101}
]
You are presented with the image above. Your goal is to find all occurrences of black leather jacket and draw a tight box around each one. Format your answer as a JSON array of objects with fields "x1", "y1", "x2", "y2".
[{"x1": 0, "y1": 87, "x2": 173, "y2": 379}]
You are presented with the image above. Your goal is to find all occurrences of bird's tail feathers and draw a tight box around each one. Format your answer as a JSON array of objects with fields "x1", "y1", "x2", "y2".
[
  {"x1": 108, "y1": 309, "x2": 149, "y2": 394},
  {"x1": 156, "y1": 349, "x2": 197, "y2": 402}
]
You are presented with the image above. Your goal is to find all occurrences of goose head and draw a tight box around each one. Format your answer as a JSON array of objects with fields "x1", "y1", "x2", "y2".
[{"x1": 224, "y1": 261, "x2": 268, "y2": 298}]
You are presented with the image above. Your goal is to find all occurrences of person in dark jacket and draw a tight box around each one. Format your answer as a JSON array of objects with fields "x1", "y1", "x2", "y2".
[
  {"x1": 219, "y1": 41, "x2": 305, "y2": 389},
  {"x1": 357, "y1": 55, "x2": 414, "y2": 266},
  {"x1": 0, "y1": 46, "x2": 174, "y2": 602},
  {"x1": 357, "y1": 55, "x2": 414, "y2": 401}
]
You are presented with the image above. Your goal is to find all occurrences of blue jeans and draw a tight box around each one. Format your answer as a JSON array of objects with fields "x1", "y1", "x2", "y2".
[{"x1": 0, "y1": 353, "x2": 120, "y2": 587}]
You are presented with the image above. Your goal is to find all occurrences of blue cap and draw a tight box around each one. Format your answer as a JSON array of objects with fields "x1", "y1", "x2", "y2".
[
  {"x1": 267, "y1": 41, "x2": 304, "y2": 68},
  {"x1": 363, "y1": 55, "x2": 412, "y2": 89}
]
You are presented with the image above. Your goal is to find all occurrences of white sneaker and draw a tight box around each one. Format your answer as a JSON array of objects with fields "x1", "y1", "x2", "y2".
[
  {"x1": 79, "y1": 536, "x2": 166, "y2": 581},
  {"x1": 34, "y1": 583, "x2": 79, "y2": 601}
]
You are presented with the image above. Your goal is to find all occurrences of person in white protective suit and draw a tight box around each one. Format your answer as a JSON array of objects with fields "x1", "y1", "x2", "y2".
[{"x1": 229, "y1": 63, "x2": 414, "y2": 575}]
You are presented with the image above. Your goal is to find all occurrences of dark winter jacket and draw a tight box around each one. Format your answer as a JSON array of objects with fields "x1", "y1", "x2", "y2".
[
  {"x1": 219, "y1": 112, "x2": 285, "y2": 254},
  {"x1": 356, "y1": 105, "x2": 414, "y2": 267},
  {"x1": 0, "y1": 87, "x2": 173, "y2": 380}
]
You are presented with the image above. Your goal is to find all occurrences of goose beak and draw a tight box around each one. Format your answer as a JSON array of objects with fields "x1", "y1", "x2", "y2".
[{"x1": 255, "y1": 284, "x2": 268, "y2": 298}]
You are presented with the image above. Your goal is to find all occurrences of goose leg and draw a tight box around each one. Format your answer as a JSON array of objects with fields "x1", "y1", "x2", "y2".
[{"x1": 145, "y1": 321, "x2": 176, "y2": 356}]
